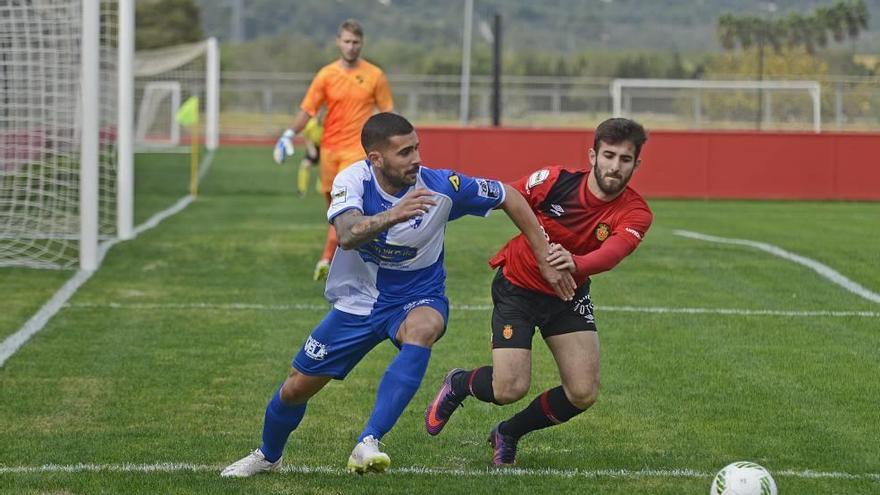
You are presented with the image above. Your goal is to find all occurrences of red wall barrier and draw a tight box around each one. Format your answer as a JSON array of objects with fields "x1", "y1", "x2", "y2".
[
  {"x1": 414, "y1": 127, "x2": 880, "y2": 201},
  {"x1": 221, "y1": 128, "x2": 879, "y2": 200}
]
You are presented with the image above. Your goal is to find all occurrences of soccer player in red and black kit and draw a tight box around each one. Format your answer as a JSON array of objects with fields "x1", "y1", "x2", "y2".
[{"x1": 424, "y1": 117, "x2": 652, "y2": 467}]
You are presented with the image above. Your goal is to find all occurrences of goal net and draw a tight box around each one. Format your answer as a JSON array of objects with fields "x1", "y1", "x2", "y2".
[
  {"x1": 611, "y1": 79, "x2": 822, "y2": 132},
  {"x1": 134, "y1": 40, "x2": 219, "y2": 151},
  {"x1": 0, "y1": 0, "x2": 118, "y2": 269},
  {"x1": 1, "y1": 0, "x2": 218, "y2": 270}
]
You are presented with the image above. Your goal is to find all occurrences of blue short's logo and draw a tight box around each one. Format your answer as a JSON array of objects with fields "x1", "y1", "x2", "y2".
[{"x1": 304, "y1": 336, "x2": 328, "y2": 360}]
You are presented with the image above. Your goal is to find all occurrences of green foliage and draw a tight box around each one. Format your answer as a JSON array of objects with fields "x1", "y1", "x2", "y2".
[
  {"x1": 223, "y1": 33, "x2": 705, "y2": 80},
  {"x1": 136, "y1": 0, "x2": 205, "y2": 50},
  {"x1": 717, "y1": 0, "x2": 870, "y2": 56}
]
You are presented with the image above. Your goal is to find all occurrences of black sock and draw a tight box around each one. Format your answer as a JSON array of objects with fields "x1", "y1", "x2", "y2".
[
  {"x1": 451, "y1": 366, "x2": 497, "y2": 404},
  {"x1": 499, "y1": 386, "x2": 585, "y2": 438}
]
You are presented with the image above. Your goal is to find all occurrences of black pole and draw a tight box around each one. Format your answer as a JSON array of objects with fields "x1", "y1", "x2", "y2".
[{"x1": 491, "y1": 13, "x2": 502, "y2": 127}]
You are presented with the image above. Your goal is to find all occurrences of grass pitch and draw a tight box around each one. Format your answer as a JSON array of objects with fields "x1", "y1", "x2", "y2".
[{"x1": 1, "y1": 146, "x2": 878, "y2": 494}]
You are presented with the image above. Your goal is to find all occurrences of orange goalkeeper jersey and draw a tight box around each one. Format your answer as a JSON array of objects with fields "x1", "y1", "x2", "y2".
[{"x1": 299, "y1": 59, "x2": 394, "y2": 151}]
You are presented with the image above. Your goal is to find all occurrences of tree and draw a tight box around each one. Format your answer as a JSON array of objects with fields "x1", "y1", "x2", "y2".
[
  {"x1": 136, "y1": 0, "x2": 204, "y2": 50},
  {"x1": 715, "y1": 0, "x2": 869, "y2": 127}
]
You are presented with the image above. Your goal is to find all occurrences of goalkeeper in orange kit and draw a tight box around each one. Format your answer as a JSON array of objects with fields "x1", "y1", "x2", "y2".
[{"x1": 273, "y1": 19, "x2": 394, "y2": 281}]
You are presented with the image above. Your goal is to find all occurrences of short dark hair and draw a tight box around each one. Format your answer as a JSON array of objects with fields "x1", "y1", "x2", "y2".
[
  {"x1": 338, "y1": 19, "x2": 364, "y2": 38},
  {"x1": 593, "y1": 118, "x2": 648, "y2": 159},
  {"x1": 361, "y1": 113, "x2": 414, "y2": 152}
]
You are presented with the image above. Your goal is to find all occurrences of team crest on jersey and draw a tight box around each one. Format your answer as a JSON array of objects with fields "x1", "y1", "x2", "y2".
[
  {"x1": 330, "y1": 186, "x2": 347, "y2": 205},
  {"x1": 502, "y1": 325, "x2": 514, "y2": 340},
  {"x1": 409, "y1": 215, "x2": 424, "y2": 229},
  {"x1": 476, "y1": 179, "x2": 501, "y2": 199},
  {"x1": 526, "y1": 169, "x2": 550, "y2": 191},
  {"x1": 595, "y1": 223, "x2": 610, "y2": 241}
]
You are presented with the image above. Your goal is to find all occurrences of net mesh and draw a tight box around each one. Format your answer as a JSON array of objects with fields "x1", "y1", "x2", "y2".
[{"x1": 0, "y1": 0, "x2": 117, "y2": 269}]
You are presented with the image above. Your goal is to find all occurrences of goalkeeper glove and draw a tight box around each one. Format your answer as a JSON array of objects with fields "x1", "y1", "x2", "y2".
[{"x1": 273, "y1": 128, "x2": 296, "y2": 164}]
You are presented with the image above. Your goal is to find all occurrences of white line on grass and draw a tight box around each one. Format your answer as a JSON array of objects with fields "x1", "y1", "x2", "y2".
[
  {"x1": 0, "y1": 152, "x2": 216, "y2": 368},
  {"x1": 674, "y1": 229, "x2": 880, "y2": 304},
  {"x1": 0, "y1": 463, "x2": 877, "y2": 481},
  {"x1": 65, "y1": 301, "x2": 879, "y2": 318}
]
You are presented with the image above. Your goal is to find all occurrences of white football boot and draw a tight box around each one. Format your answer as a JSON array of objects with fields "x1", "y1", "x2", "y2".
[
  {"x1": 220, "y1": 449, "x2": 282, "y2": 477},
  {"x1": 346, "y1": 435, "x2": 391, "y2": 474}
]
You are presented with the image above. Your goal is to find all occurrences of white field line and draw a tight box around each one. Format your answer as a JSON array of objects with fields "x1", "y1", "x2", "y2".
[
  {"x1": 674, "y1": 229, "x2": 880, "y2": 304},
  {"x1": 0, "y1": 152, "x2": 216, "y2": 368},
  {"x1": 65, "y1": 301, "x2": 879, "y2": 318},
  {"x1": 0, "y1": 463, "x2": 877, "y2": 481}
]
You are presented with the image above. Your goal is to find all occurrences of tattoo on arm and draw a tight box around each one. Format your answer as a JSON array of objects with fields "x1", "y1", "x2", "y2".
[{"x1": 333, "y1": 209, "x2": 395, "y2": 250}]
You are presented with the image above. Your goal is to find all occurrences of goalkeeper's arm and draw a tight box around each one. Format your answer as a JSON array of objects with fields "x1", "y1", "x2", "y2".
[{"x1": 273, "y1": 110, "x2": 312, "y2": 164}]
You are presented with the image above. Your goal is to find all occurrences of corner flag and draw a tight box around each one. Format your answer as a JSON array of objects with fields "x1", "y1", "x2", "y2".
[
  {"x1": 176, "y1": 96, "x2": 201, "y2": 197},
  {"x1": 176, "y1": 96, "x2": 200, "y2": 126}
]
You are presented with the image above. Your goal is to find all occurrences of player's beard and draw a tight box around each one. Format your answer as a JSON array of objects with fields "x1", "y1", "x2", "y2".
[
  {"x1": 381, "y1": 164, "x2": 420, "y2": 189},
  {"x1": 593, "y1": 165, "x2": 632, "y2": 196}
]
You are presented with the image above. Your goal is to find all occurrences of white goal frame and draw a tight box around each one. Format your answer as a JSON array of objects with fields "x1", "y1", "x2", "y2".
[
  {"x1": 135, "y1": 81, "x2": 182, "y2": 147},
  {"x1": 610, "y1": 78, "x2": 822, "y2": 133}
]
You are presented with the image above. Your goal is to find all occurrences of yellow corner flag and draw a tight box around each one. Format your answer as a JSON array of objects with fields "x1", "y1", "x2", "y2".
[
  {"x1": 176, "y1": 96, "x2": 200, "y2": 197},
  {"x1": 176, "y1": 96, "x2": 200, "y2": 126}
]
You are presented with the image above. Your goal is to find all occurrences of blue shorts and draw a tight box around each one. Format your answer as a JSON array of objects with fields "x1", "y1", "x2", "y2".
[{"x1": 292, "y1": 296, "x2": 449, "y2": 379}]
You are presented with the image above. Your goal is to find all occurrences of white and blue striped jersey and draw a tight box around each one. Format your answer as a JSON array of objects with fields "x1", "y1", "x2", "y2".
[{"x1": 325, "y1": 160, "x2": 506, "y2": 315}]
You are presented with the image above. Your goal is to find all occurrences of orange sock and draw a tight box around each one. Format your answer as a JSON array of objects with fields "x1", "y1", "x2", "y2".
[
  {"x1": 321, "y1": 192, "x2": 337, "y2": 261},
  {"x1": 322, "y1": 225, "x2": 337, "y2": 261}
]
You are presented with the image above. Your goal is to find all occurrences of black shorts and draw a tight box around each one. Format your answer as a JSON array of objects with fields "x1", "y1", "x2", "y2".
[
  {"x1": 306, "y1": 145, "x2": 320, "y2": 163},
  {"x1": 491, "y1": 269, "x2": 596, "y2": 349}
]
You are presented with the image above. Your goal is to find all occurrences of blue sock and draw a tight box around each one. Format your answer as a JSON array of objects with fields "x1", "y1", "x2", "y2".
[
  {"x1": 358, "y1": 344, "x2": 432, "y2": 442},
  {"x1": 260, "y1": 388, "x2": 306, "y2": 462}
]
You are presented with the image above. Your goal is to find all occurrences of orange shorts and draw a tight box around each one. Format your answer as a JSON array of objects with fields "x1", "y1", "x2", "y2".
[{"x1": 320, "y1": 147, "x2": 366, "y2": 193}]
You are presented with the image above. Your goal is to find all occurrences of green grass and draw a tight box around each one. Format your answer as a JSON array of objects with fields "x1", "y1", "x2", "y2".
[{"x1": 1, "y1": 146, "x2": 878, "y2": 494}]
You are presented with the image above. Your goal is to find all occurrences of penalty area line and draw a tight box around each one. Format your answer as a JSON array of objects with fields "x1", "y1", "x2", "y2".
[
  {"x1": 0, "y1": 463, "x2": 877, "y2": 481},
  {"x1": 674, "y1": 229, "x2": 880, "y2": 304}
]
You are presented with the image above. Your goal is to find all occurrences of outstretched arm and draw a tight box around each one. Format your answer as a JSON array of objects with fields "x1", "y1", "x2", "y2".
[
  {"x1": 290, "y1": 110, "x2": 311, "y2": 134},
  {"x1": 333, "y1": 188, "x2": 437, "y2": 250},
  {"x1": 500, "y1": 184, "x2": 576, "y2": 301}
]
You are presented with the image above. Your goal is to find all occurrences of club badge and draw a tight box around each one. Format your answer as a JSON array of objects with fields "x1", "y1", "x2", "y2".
[{"x1": 595, "y1": 223, "x2": 610, "y2": 242}]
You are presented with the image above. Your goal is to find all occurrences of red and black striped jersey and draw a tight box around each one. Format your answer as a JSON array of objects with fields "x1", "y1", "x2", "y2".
[{"x1": 490, "y1": 165, "x2": 653, "y2": 296}]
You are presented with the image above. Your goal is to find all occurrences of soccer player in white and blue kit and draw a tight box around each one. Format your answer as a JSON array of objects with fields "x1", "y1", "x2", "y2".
[{"x1": 222, "y1": 113, "x2": 576, "y2": 477}]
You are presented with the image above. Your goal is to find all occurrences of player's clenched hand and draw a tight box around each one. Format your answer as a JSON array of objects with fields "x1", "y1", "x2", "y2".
[
  {"x1": 388, "y1": 188, "x2": 437, "y2": 224},
  {"x1": 538, "y1": 260, "x2": 576, "y2": 301},
  {"x1": 546, "y1": 243, "x2": 576, "y2": 273}
]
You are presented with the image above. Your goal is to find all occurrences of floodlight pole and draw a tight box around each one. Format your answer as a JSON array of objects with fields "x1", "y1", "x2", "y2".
[{"x1": 459, "y1": 0, "x2": 473, "y2": 125}]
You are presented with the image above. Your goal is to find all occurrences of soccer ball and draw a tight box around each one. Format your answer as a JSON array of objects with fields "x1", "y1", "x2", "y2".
[{"x1": 710, "y1": 461, "x2": 777, "y2": 495}]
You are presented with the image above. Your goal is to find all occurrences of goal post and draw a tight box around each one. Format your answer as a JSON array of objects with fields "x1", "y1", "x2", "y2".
[{"x1": 610, "y1": 78, "x2": 822, "y2": 133}]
